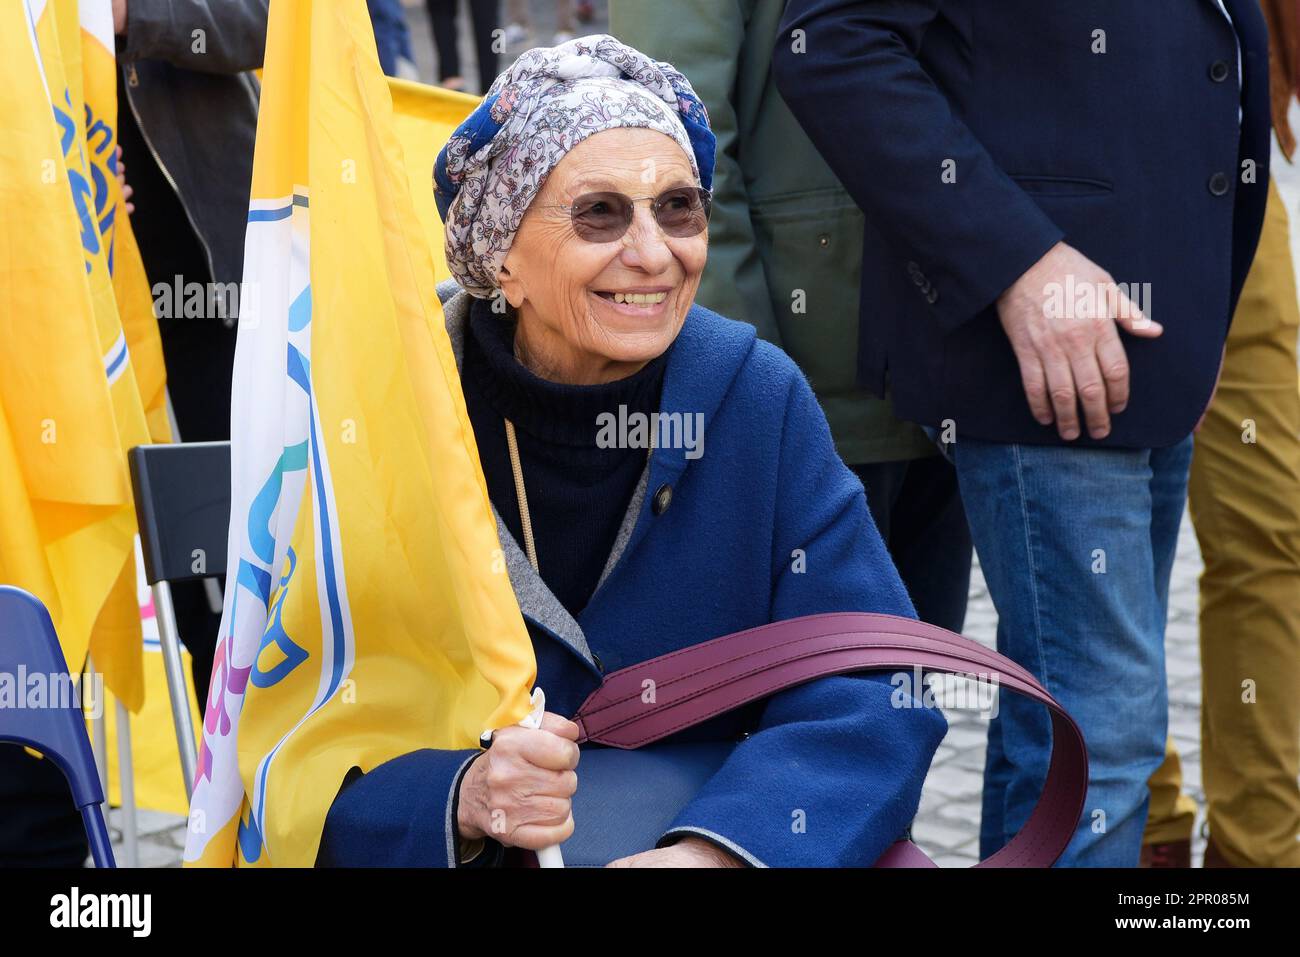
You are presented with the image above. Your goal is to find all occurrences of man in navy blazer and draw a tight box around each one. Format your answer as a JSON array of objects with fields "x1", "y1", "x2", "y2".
[{"x1": 774, "y1": 0, "x2": 1271, "y2": 865}]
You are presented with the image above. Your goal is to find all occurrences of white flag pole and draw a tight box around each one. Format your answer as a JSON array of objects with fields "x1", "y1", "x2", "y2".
[{"x1": 515, "y1": 688, "x2": 564, "y2": 868}]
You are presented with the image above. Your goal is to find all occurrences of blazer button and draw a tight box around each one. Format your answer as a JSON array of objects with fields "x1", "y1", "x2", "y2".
[
  {"x1": 1209, "y1": 60, "x2": 1230, "y2": 83},
  {"x1": 1208, "y1": 172, "x2": 1230, "y2": 196},
  {"x1": 652, "y1": 483, "x2": 673, "y2": 516}
]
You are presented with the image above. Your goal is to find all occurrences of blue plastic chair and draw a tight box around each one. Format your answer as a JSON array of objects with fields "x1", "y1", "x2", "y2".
[{"x1": 0, "y1": 585, "x2": 116, "y2": 867}]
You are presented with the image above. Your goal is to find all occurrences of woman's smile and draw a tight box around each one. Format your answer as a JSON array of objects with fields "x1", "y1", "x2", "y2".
[{"x1": 589, "y1": 285, "x2": 674, "y2": 318}]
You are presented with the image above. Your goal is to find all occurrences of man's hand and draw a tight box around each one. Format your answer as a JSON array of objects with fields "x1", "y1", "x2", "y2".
[
  {"x1": 115, "y1": 146, "x2": 134, "y2": 216},
  {"x1": 996, "y1": 241, "x2": 1163, "y2": 441},
  {"x1": 112, "y1": 0, "x2": 127, "y2": 35},
  {"x1": 607, "y1": 836, "x2": 745, "y2": 868}
]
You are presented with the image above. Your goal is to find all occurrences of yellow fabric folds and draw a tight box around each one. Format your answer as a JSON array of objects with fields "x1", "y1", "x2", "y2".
[
  {"x1": 184, "y1": 0, "x2": 534, "y2": 868},
  {"x1": 1, "y1": 0, "x2": 164, "y2": 712}
]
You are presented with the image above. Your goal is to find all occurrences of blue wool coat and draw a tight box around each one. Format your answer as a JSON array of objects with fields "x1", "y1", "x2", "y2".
[{"x1": 316, "y1": 287, "x2": 948, "y2": 867}]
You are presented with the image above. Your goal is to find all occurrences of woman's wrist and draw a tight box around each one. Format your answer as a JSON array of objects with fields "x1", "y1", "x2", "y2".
[
  {"x1": 673, "y1": 836, "x2": 745, "y2": 867},
  {"x1": 455, "y1": 755, "x2": 487, "y2": 842}
]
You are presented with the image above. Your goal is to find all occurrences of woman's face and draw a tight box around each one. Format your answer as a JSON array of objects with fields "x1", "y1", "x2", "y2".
[{"x1": 497, "y1": 128, "x2": 708, "y2": 385}]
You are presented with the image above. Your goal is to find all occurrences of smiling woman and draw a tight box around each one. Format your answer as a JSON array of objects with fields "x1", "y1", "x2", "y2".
[
  {"x1": 315, "y1": 34, "x2": 946, "y2": 869},
  {"x1": 498, "y1": 128, "x2": 708, "y2": 385}
]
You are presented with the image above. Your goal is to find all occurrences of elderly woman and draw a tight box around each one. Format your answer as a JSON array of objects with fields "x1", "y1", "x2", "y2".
[{"x1": 317, "y1": 35, "x2": 945, "y2": 868}]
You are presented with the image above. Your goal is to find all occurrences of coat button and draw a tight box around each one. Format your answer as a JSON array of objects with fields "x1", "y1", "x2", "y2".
[
  {"x1": 818, "y1": 234, "x2": 829, "y2": 247},
  {"x1": 652, "y1": 483, "x2": 673, "y2": 516},
  {"x1": 1208, "y1": 172, "x2": 1230, "y2": 196},
  {"x1": 1209, "y1": 60, "x2": 1230, "y2": 83}
]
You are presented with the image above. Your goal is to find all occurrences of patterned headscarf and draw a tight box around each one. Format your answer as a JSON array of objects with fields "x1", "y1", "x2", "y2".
[{"x1": 434, "y1": 34, "x2": 716, "y2": 298}]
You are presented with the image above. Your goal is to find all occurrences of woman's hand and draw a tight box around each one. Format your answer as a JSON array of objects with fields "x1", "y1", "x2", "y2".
[
  {"x1": 456, "y1": 711, "x2": 580, "y2": 850},
  {"x1": 607, "y1": 836, "x2": 745, "y2": 868}
]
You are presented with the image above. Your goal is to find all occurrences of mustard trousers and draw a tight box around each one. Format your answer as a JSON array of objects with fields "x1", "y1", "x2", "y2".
[{"x1": 1144, "y1": 178, "x2": 1300, "y2": 866}]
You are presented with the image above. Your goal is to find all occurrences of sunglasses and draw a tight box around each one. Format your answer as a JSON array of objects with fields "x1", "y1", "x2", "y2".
[{"x1": 540, "y1": 186, "x2": 712, "y2": 243}]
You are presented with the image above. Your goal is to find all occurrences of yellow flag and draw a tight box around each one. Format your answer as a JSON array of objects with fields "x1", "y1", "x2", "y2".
[
  {"x1": 1, "y1": 0, "x2": 154, "y2": 710},
  {"x1": 387, "y1": 77, "x2": 481, "y2": 283},
  {"x1": 74, "y1": 0, "x2": 172, "y2": 445},
  {"x1": 185, "y1": 0, "x2": 536, "y2": 867},
  {"x1": 100, "y1": 77, "x2": 477, "y2": 824}
]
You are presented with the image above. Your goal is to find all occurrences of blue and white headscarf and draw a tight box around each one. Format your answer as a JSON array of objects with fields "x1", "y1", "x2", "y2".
[{"x1": 434, "y1": 34, "x2": 716, "y2": 298}]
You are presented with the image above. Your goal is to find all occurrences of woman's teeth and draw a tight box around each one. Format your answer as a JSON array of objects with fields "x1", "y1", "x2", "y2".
[{"x1": 603, "y1": 291, "x2": 668, "y2": 305}]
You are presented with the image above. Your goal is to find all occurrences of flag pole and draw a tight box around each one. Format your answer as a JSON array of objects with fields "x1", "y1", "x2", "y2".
[{"x1": 516, "y1": 688, "x2": 564, "y2": 868}]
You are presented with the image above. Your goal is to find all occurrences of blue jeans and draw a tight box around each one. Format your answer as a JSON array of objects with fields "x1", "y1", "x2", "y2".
[{"x1": 950, "y1": 435, "x2": 1194, "y2": 867}]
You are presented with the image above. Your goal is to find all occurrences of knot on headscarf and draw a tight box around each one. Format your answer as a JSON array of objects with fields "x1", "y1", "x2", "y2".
[{"x1": 434, "y1": 34, "x2": 716, "y2": 298}]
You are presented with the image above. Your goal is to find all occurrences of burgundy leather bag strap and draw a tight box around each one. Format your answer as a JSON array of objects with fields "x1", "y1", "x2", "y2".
[{"x1": 570, "y1": 612, "x2": 1087, "y2": 868}]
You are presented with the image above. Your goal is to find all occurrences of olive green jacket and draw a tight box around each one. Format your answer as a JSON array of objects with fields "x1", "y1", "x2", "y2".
[{"x1": 610, "y1": 0, "x2": 933, "y2": 464}]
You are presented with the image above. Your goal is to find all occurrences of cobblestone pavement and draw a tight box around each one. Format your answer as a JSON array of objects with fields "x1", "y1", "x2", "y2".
[{"x1": 109, "y1": 1, "x2": 1297, "y2": 868}]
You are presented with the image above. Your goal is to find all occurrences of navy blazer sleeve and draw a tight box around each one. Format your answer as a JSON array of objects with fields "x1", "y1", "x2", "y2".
[
  {"x1": 658, "y1": 347, "x2": 948, "y2": 866},
  {"x1": 771, "y1": 0, "x2": 1064, "y2": 330},
  {"x1": 316, "y1": 748, "x2": 503, "y2": 867}
]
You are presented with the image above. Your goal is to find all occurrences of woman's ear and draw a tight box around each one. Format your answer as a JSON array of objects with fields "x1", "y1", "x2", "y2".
[{"x1": 497, "y1": 256, "x2": 525, "y2": 309}]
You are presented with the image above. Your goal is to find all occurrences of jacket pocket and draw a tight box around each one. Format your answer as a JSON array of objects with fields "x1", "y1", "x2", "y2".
[
  {"x1": 749, "y1": 191, "x2": 865, "y2": 394},
  {"x1": 1010, "y1": 174, "x2": 1113, "y2": 197}
]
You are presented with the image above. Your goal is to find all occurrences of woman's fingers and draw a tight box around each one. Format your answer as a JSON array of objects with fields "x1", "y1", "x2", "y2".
[
  {"x1": 539, "y1": 710, "x2": 580, "y2": 741},
  {"x1": 461, "y1": 710, "x2": 581, "y2": 847},
  {"x1": 508, "y1": 814, "x2": 575, "y2": 851},
  {"x1": 502, "y1": 723, "x2": 579, "y2": 771},
  {"x1": 486, "y1": 763, "x2": 577, "y2": 801},
  {"x1": 477, "y1": 761, "x2": 575, "y2": 847},
  {"x1": 462, "y1": 722, "x2": 580, "y2": 847},
  {"x1": 507, "y1": 794, "x2": 572, "y2": 827}
]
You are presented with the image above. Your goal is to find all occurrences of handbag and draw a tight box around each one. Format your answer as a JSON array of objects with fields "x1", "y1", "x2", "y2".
[{"x1": 555, "y1": 611, "x2": 1087, "y2": 867}]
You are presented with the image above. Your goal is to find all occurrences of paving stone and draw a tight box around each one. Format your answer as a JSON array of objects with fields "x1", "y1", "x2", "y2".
[{"x1": 912, "y1": 819, "x2": 979, "y2": 851}]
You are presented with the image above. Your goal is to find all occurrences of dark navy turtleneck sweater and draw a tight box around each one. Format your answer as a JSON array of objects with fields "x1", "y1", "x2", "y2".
[{"x1": 460, "y1": 296, "x2": 670, "y2": 619}]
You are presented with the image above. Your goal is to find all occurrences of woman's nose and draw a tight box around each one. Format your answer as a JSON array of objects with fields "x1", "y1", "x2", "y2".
[{"x1": 618, "y1": 206, "x2": 675, "y2": 272}]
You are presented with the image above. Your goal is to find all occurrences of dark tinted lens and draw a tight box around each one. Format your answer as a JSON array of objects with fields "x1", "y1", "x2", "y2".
[
  {"x1": 654, "y1": 187, "x2": 710, "y2": 237},
  {"x1": 570, "y1": 192, "x2": 633, "y2": 242}
]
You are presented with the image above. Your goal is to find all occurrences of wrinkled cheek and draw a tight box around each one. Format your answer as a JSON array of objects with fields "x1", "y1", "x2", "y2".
[{"x1": 573, "y1": 289, "x2": 603, "y2": 345}]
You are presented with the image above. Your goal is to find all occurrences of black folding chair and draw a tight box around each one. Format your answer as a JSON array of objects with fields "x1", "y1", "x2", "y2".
[{"x1": 128, "y1": 441, "x2": 231, "y2": 801}]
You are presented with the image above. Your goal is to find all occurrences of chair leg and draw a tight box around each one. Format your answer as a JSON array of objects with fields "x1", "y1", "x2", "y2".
[
  {"x1": 115, "y1": 699, "x2": 139, "y2": 867},
  {"x1": 86, "y1": 654, "x2": 109, "y2": 795},
  {"x1": 153, "y1": 581, "x2": 199, "y2": 801},
  {"x1": 203, "y1": 577, "x2": 224, "y2": 614},
  {"x1": 81, "y1": 804, "x2": 117, "y2": 869}
]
